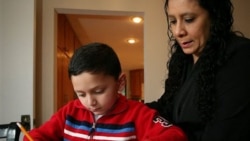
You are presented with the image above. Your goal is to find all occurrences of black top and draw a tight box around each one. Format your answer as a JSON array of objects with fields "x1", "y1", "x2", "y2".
[{"x1": 147, "y1": 35, "x2": 250, "y2": 141}]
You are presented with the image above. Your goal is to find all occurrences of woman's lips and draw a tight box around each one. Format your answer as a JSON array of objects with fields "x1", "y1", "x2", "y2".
[{"x1": 181, "y1": 41, "x2": 193, "y2": 48}]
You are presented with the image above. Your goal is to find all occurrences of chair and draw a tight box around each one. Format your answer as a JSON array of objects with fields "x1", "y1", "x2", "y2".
[{"x1": 0, "y1": 122, "x2": 20, "y2": 141}]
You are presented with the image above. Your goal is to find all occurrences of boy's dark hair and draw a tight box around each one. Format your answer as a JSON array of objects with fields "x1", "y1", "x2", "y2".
[{"x1": 68, "y1": 42, "x2": 122, "y2": 80}]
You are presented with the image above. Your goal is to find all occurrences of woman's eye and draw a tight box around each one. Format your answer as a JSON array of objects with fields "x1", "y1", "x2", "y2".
[
  {"x1": 169, "y1": 20, "x2": 176, "y2": 25},
  {"x1": 185, "y1": 18, "x2": 194, "y2": 23}
]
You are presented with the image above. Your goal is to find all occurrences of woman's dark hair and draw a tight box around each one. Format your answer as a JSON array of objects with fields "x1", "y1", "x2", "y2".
[
  {"x1": 68, "y1": 42, "x2": 122, "y2": 80},
  {"x1": 163, "y1": 0, "x2": 234, "y2": 122}
]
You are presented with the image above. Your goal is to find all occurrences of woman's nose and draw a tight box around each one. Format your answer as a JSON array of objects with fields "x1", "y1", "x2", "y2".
[{"x1": 174, "y1": 22, "x2": 186, "y2": 38}]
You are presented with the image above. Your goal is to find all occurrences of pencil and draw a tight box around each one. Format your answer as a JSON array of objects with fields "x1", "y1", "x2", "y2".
[{"x1": 16, "y1": 122, "x2": 34, "y2": 141}]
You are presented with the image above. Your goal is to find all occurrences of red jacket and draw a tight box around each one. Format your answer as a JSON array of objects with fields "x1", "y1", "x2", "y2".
[{"x1": 24, "y1": 94, "x2": 187, "y2": 141}]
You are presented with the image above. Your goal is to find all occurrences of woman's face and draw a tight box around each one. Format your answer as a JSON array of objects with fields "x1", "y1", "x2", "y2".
[{"x1": 167, "y1": 0, "x2": 211, "y2": 62}]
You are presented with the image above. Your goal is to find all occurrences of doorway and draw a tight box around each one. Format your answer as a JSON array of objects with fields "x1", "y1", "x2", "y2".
[{"x1": 56, "y1": 10, "x2": 144, "y2": 109}]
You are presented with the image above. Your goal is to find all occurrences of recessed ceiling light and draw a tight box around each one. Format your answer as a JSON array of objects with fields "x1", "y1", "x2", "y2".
[
  {"x1": 127, "y1": 38, "x2": 136, "y2": 44},
  {"x1": 132, "y1": 16, "x2": 142, "y2": 23}
]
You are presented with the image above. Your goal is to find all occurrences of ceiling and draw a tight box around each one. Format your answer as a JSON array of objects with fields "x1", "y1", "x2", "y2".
[{"x1": 65, "y1": 14, "x2": 144, "y2": 71}]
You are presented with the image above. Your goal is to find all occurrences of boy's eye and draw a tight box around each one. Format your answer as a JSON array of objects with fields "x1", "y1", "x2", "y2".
[
  {"x1": 94, "y1": 89, "x2": 104, "y2": 94},
  {"x1": 76, "y1": 92, "x2": 86, "y2": 97}
]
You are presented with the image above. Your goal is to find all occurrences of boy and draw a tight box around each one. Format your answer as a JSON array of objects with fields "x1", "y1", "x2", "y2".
[{"x1": 24, "y1": 42, "x2": 187, "y2": 141}]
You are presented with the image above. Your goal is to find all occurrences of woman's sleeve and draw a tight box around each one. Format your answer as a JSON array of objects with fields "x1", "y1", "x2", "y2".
[{"x1": 145, "y1": 90, "x2": 172, "y2": 120}]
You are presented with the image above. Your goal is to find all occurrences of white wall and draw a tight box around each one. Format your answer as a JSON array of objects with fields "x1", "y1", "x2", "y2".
[
  {"x1": 40, "y1": 0, "x2": 168, "y2": 123},
  {"x1": 0, "y1": 0, "x2": 35, "y2": 125},
  {"x1": 0, "y1": 0, "x2": 3, "y2": 119}
]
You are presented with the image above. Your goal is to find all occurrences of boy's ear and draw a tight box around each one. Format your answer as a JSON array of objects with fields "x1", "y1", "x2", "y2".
[{"x1": 118, "y1": 73, "x2": 126, "y2": 92}]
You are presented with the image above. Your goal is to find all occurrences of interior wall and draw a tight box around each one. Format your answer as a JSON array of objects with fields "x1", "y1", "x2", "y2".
[
  {"x1": 0, "y1": 0, "x2": 3, "y2": 119},
  {"x1": 233, "y1": 0, "x2": 250, "y2": 38},
  {"x1": 35, "y1": 0, "x2": 43, "y2": 127},
  {"x1": 40, "y1": 0, "x2": 168, "y2": 124},
  {"x1": 0, "y1": 0, "x2": 35, "y2": 124}
]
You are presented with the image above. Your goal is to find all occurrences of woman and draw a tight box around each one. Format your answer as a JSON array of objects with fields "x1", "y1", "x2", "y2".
[{"x1": 147, "y1": 0, "x2": 250, "y2": 140}]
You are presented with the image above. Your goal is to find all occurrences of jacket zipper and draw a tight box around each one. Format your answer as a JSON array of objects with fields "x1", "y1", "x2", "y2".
[
  {"x1": 88, "y1": 122, "x2": 96, "y2": 140},
  {"x1": 88, "y1": 113, "x2": 105, "y2": 140}
]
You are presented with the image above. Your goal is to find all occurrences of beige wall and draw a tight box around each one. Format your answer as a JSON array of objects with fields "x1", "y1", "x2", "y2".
[{"x1": 233, "y1": 0, "x2": 250, "y2": 38}]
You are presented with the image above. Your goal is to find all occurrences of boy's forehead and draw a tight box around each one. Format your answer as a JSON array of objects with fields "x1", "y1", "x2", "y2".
[{"x1": 72, "y1": 71, "x2": 115, "y2": 80}]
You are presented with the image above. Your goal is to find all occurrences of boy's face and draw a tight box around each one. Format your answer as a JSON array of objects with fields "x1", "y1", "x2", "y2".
[{"x1": 71, "y1": 72, "x2": 122, "y2": 115}]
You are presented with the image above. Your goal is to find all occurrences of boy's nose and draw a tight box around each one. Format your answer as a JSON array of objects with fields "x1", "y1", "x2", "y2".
[{"x1": 87, "y1": 96, "x2": 97, "y2": 106}]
